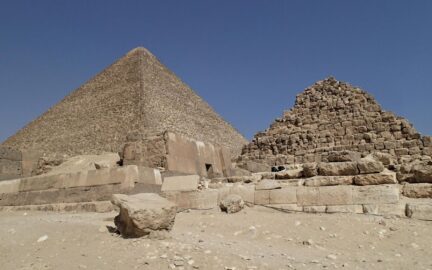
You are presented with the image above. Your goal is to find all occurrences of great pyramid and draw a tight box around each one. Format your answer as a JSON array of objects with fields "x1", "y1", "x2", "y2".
[
  {"x1": 2, "y1": 47, "x2": 247, "y2": 156},
  {"x1": 239, "y1": 77, "x2": 432, "y2": 166}
]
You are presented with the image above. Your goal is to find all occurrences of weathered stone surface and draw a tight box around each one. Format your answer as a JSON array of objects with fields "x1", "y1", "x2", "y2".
[
  {"x1": 111, "y1": 193, "x2": 177, "y2": 238},
  {"x1": 302, "y1": 163, "x2": 318, "y2": 177},
  {"x1": 275, "y1": 168, "x2": 303, "y2": 179},
  {"x1": 406, "y1": 203, "x2": 432, "y2": 221},
  {"x1": 362, "y1": 203, "x2": 407, "y2": 218},
  {"x1": 318, "y1": 162, "x2": 359, "y2": 176},
  {"x1": 297, "y1": 186, "x2": 353, "y2": 206},
  {"x1": 352, "y1": 185, "x2": 399, "y2": 204},
  {"x1": 303, "y1": 206, "x2": 326, "y2": 213},
  {"x1": 357, "y1": 157, "x2": 385, "y2": 174},
  {"x1": 220, "y1": 194, "x2": 244, "y2": 214},
  {"x1": 411, "y1": 163, "x2": 432, "y2": 183},
  {"x1": 304, "y1": 176, "x2": 353, "y2": 187},
  {"x1": 326, "y1": 205, "x2": 363, "y2": 214},
  {"x1": 353, "y1": 170, "x2": 397, "y2": 185},
  {"x1": 327, "y1": 151, "x2": 361, "y2": 162},
  {"x1": 0, "y1": 201, "x2": 114, "y2": 213},
  {"x1": 0, "y1": 159, "x2": 22, "y2": 180},
  {"x1": 137, "y1": 167, "x2": 162, "y2": 185},
  {"x1": 255, "y1": 179, "x2": 281, "y2": 190},
  {"x1": 254, "y1": 190, "x2": 270, "y2": 205},
  {"x1": 266, "y1": 203, "x2": 303, "y2": 212},
  {"x1": 161, "y1": 189, "x2": 218, "y2": 210},
  {"x1": 3, "y1": 47, "x2": 247, "y2": 157},
  {"x1": 229, "y1": 184, "x2": 255, "y2": 204},
  {"x1": 161, "y1": 175, "x2": 199, "y2": 192},
  {"x1": 0, "y1": 179, "x2": 20, "y2": 194},
  {"x1": 269, "y1": 188, "x2": 297, "y2": 204},
  {"x1": 242, "y1": 161, "x2": 270, "y2": 173},
  {"x1": 402, "y1": 183, "x2": 432, "y2": 198},
  {"x1": 47, "y1": 153, "x2": 120, "y2": 175}
]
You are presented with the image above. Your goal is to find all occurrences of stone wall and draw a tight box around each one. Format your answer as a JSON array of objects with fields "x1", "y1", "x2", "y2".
[
  {"x1": 239, "y1": 77, "x2": 431, "y2": 166},
  {"x1": 123, "y1": 131, "x2": 233, "y2": 178},
  {"x1": 2, "y1": 47, "x2": 247, "y2": 157},
  {"x1": 0, "y1": 146, "x2": 39, "y2": 181}
]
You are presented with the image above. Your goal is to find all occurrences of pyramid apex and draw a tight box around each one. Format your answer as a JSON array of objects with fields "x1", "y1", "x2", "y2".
[{"x1": 126, "y1": 46, "x2": 155, "y2": 57}]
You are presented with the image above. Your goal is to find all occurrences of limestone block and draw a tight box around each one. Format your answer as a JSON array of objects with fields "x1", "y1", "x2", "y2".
[
  {"x1": 327, "y1": 151, "x2": 361, "y2": 162},
  {"x1": 362, "y1": 203, "x2": 407, "y2": 217},
  {"x1": 280, "y1": 179, "x2": 305, "y2": 186},
  {"x1": 255, "y1": 179, "x2": 281, "y2": 190},
  {"x1": 0, "y1": 179, "x2": 21, "y2": 194},
  {"x1": 317, "y1": 186, "x2": 353, "y2": 206},
  {"x1": 161, "y1": 174, "x2": 199, "y2": 192},
  {"x1": 111, "y1": 193, "x2": 177, "y2": 238},
  {"x1": 353, "y1": 170, "x2": 397, "y2": 185},
  {"x1": 254, "y1": 190, "x2": 270, "y2": 205},
  {"x1": 411, "y1": 164, "x2": 432, "y2": 183},
  {"x1": 304, "y1": 176, "x2": 353, "y2": 186},
  {"x1": 244, "y1": 161, "x2": 270, "y2": 173},
  {"x1": 296, "y1": 187, "x2": 320, "y2": 206},
  {"x1": 0, "y1": 146, "x2": 22, "y2": 161},
  {"x1": 303, "y1": 206, "x2": 326, "y2": 213},
  {"x1": 21, "y1": 150, "x2": 41, "y2": 177},
  {"x1": 303, "y1": 163, "x2": 318, "y2": 177},
  {"x1": 318, "y1": 162, "x2": 359, "y2": 176},
  {"x1": 162, "y1": 189, "x2": 218, "y2": 210},
  {"x1": 406, "y1": 203, "x2": 432, "y2": 221},
  {"x1": 216, "y1": 185, "x2": 232, "y2": 203},
  {"x1": 352, "y1": 185, "x2": 399, "y2": 205},
  {"x1": 230, "y1": 184, "x2": 255, "y2": 204},
  {"x1": 423, "y1": 136, "x2": 432, "y2": 147},
  {"x1": 402, "y1": 183, "x2": 432, "y2": 198},
  {"x1": 357, "y1": 158, "x2": 385, "y2": 174},
  {"x1": 137, "y1": 167, "x2": 162, "y2": 185},
  {"x1": 220, "y1": 194, "x2": 244, "y2": 214},
  {"x1": 47, "y1": 153, "x2": 120, "y2": 175},
  {"x1": 19, "y1": 174, "x2": 64, "y2": 192},
  {"x1": 269, "y1": 187, "x2": 297, "y2": 204},
  {"x1": 326, "y1": 205, "x2": 363, "y2": 214}
]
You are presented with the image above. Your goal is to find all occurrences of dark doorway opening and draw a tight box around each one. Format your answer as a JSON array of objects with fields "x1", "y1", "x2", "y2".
[{"x1": 205, "y1": 163, "x2": 214, "y2": 178}]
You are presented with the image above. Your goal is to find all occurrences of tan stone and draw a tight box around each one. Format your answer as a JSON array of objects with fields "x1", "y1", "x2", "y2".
[
  {"x1": 303, "y1": 206, "x2": 326, "y2": 213},
  {"x1": 230, "y1": 184, "x2": 255, "y2": 204},
  {"x1": 406, "y1": 203, "x2": 432, "y2": 221},
  {"x1": 137, "y1": 167, "x2": 162, "y2": 185},
  {"x1": 265, "y1": 203, "x2": 303, "y2": 212},
  {"x1": 318, "y1": 162, "x2": 359, "y2": 176},
  {"x1": 357, "y1": 157, "x2": 385, "y2": 174},
  {"x1": 269, "y1": 188, "x2": 297, "y2": 204},
  {"x1": 162, "y1": 189, "x2": 218, "y2": 210},
  {"x1": 254, "y1": 190, "x2": 270, "y2": 205},
  {"x1": 353, "y1": 170, "x2": 397, "y2": 186},
  {"x1": 161, "y1": 174, "x2": 200, "y2": 192},
  {"x1": 0, "y1": 179, "x2": 21, "y2": 194},
  {"x1": 304, "y1": 176, "x2": 353, "y2": 187},
  {"x1": 255, "y1": 179, "x2": 281, "y2": 190},
  {"x1": 402, "y1": 183, "x2": 432, "y2": 198},
  {"x1": 362, "y1": 203, "x2": 406, "y2": 217},
  {"x1": 352, "y1": 185, "x2": 399, "y2": 204}
]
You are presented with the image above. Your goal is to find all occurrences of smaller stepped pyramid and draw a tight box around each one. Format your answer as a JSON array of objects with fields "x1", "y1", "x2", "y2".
[
  {"x1": 239, "y1": 77, "x2": 432, "y2": 166},
  {"x1": 2, "y1": 47, "x2": 247, "y2": 156}
]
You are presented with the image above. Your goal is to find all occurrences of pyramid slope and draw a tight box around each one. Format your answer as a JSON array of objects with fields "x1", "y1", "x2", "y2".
[
  {"x1": 239, "y1": 77, "x2": 431, "y2": 165},
  {"x1": 2, "y1": 48, "x2": 247, "y2": 156}
]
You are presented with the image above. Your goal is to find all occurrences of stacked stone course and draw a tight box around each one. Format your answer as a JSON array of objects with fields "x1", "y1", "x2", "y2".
[{"x1": 239, "y1": 77, "x2": 431, "y2": 166}]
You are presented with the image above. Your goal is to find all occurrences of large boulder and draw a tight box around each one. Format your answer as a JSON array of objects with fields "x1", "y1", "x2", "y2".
[
  {"x1": 219, "y1": 194, "x2": 245, "y2": 214},
  {"x1": 411, "y1": 163, "x2": 432, "y2": 183},
  {"x1": 353, "y1": 170, "x2": 397, "y2": 185},
  {"x1": 357, "y1": 156, "x2": 385, "y2": 174},
  {"x1": 111, "y1": 193, "x2": 177, "y2": 238}
]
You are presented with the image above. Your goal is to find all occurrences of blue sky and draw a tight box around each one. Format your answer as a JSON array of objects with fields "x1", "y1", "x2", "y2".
[{"x1": 0, "y1": 1, "x2": 431, "y2": 142}]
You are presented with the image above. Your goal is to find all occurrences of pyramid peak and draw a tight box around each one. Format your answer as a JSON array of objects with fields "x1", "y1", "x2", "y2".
[{"x1": 126, "y1": 46, "x2": 155, "y2": 57}]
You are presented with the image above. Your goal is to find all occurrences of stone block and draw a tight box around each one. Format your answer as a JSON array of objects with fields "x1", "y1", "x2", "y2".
[
  {"x1": 0, "y1": 146, "x2": 22, "y2": 161},
  {"x1": 162, "y1": 189, "x2": 218, "y2": 210},
  {"x1": 0, "y1": 179, "x2": 21, "y2": 194},
  {"x1": 352, "y1": 185, "x2": 399, "y2": 204},
  {"x1": 254, "y1": 190, "x2": 270, "y2": 205},
  {"x1": 303, "y1": 206, "x2": 326, "y2": 213},
  {"x1": 362, "y1": 203, "x2": 406, "y2": 217},
  {"x1": 406, "y1": 203, "x2": 432, "y2": 221},
  {"x1": 0, "y1": 159, "x2": 22, "y2": 178},
  {"x1": 357, "y1": 159, "x2": 385, "y2": 174},
  {"x1": 318, "y1": 162, "x2": 359, "y2": 176},
  {"x1": 161, "y1": 174, "x2": 199, "y2": 192},
  {"x1": 269, "y1": 187, "x2": 297, "y2": 204},
  {"x1": 230, "y1": 184, "x2": 255, "y2": 204},
  {"x1": 326, "y1": 205, "x2": 363, "y2": 214},
  {"x1": 137, "y1": 166, "x2": 162, "y2": 185},
  {"x1": 353, "y1": 170, "x2": 397, "y2": 186},
  {"x1": 402, "y1": 183, "x2": 432, "y2": 198},
  {"x1": 318, "y1": 185, "x2": 353, "y2": 206},
  {"x1": 296, "y1": 187, "x2": 320, "y2": 206},
  {"x1": 304, "y1": 176, "x2": 353, "y2": 187},
  {"x1": 244, "y1": 161, "x2": 270, "y2": 173},
  {"x1": 275, "y1": 167, "x2": 303, "y2": 179},
  {"x1": 21, "y1": 150, "x2": 41, "y2": 177},
  {"x1": 255, "y1": 179, "x2": 281, "y2": 190},
  {"x1": 327, "y1": 151, "x2": 361, "y2": 162}
]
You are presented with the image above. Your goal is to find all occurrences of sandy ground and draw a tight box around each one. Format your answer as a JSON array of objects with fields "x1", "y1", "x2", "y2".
[{"x1": 1, "y1": 206, "x2": 431, "y2": 270}]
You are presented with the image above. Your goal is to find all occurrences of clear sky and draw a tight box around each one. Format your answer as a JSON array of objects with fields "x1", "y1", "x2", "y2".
[{"x1": 0, "y1": 1, "x2": 431, "y2": 143}]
